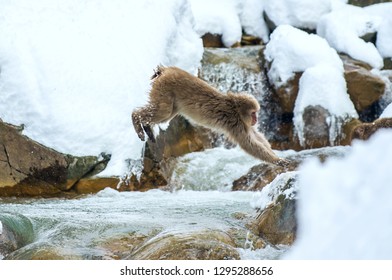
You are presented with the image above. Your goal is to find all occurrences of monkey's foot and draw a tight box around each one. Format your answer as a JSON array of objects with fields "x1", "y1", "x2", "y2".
[
  {"x1": 143, "y1": 125, "x2": 156, "y2": 143},
  {"x1": 276, "y1": 158, "x2": 291, "y2": 168}
]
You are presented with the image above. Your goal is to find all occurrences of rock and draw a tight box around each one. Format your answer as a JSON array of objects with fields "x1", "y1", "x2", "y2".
[
  {"x1": 0, "y1": 213, "x2": 34, "y2": 259},
  {"x1": 233, "y1": 163, "x2": 296, "y2": 191},
  {"x1": 0, "y1": 120, "x2": 110, "y2": 196},
  {"x1": 241, "y1": 35, "x2": 262, "y2": 46},
  {"x1": 233, "y1": 146, "x2": 350, "y2": 192},
  {"x1": 344, "y1": 60, "x2": 386, "y2": 113},
  {"x1": 139, "y1": 116, "x2": 213, "y2": 190},
  {"x1": 272, "y1": 73, "x2": 302, "y2": 114},
  {"x1": 248, "y1": 172, "x2": 298, "y2": 245},
  {"x1": 73, "y1": 177, "x2": 121, "y2": 194},
  {"x1": 348, "y1": 0, "x2": 392, "y2": 7},
  {"x1": 127, "y1": 230, "x2": 240, "y2": 260},
  {"x1": 300, "y1": 105, "x2": 331, "y2": 148},
  {"x1": 202, "y1": 33, "x2": 224, "y2": 48},
  {"x1": 384, "y1": 58, "x2": 392, "y2": 70},
  {"x1": 97, "y1": 233, "x2": 148, "y2": 260},
  {"x1": 350, "y1": 117, "x2": 392, "y2": 141}
]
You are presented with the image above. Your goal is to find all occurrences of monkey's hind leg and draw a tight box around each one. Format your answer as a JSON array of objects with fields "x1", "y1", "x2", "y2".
[
  {"x1": 143, "y1": 124, "x2": 156, "y2": 143},
  {"x1": 132, "y1": 110, "x2": 146, "y2": 141}
]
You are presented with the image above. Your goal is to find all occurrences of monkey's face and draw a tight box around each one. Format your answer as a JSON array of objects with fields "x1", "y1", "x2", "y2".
[{"x1": 251, "y1": 111, "x2": 258, "y2": 126}]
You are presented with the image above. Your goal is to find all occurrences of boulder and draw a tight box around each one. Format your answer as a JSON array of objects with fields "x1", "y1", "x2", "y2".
[
  {"x1": 350, "y1": 117, "x2": 392, "y2": 141},
  {"x1": 202, "y1": 33, "x2": 224, "y2": 48},
  {"x1": 0, "y1": 120, "x2": 110, "y2": 196},
  {"x1": 348, "y1": 0, "x2": 392, "y2": 7},
  {"x1": 138, "y1": 116, "x2": 213, "y2": 190},
  {"x1": 299, "y1": 105, "x2": 331, "y2": 149},
  {"x1": 0, "y1": 213, "x2": 34, "y2": 259},
  {"x1": 127, "y1": 230, "x2": 240, "y2": 260},
  {"x1": 344, "y1": 59, "x2": 386, "y2": 113},
  {"x1": 248, "y1": 172, "x2": 298, "y2": 245}
]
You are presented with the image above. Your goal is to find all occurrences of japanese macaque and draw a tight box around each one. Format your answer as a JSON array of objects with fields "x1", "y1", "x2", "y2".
[{"x1": 132, "y1": 66, "x2": 289, "y2": 167}]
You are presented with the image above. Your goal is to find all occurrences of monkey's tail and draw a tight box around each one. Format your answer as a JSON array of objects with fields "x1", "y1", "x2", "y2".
[{"x1": 150, "y1": 64, "x2": 166, "y2": 80}]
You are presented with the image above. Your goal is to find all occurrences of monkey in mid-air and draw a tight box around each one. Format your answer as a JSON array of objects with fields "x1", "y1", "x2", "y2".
[{"x1": 132, "y1": 66, "x2": 289, "y2": 167}]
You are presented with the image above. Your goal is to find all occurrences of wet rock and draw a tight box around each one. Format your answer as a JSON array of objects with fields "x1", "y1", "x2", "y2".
[
  {"x1": 73, "y1": 177, "x2": 121, "y2": 194},
  {"x1": 271, "y1": 73, "x2": 302, "y2": 114},
  {"x1": 0, "y1": 120, "x2": 110, "y2": 196},
  {"x1": 0, "y1": 213, "x2": 34, "y2": 259},
  {"x1": 248, "y1": 172, "x2": 298, "y2": 245},
  {"x1": 348, "y1": 0, "x2": 392, "y2": 7},
  {"x1": 233, "y1": 146, "x2": 350, "y2": 192},
  {"x1": 139, "y1": 116, "x2": 213, "y2": 190},
  {"x1": 128, "y1": 230, "x2": 240, "y2": 260},
  {"x1": 241, "y1": 35, "x2": 262, "y2": 46},
  {"x1": 233, "y1": 163, "x2": 295, "y2": 191},
  {"x1": 202, "y1": 33, "x2": 224, "y2": 48},
  {"x1": 344, "y1": 59, "x2": 386, "y2": 113},
  {"x1": 97, "y1": 233, "x2": 148, "y2": 260},
  {"x1": 299, "y1": 105, "x2": 331, "y2": 149},
  {"x1": 350, "y1": 117, "x2": 392, "y2": 141}
]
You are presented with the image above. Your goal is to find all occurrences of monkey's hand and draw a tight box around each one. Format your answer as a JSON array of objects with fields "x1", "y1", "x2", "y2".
[{"x1": 275, "y1": 158, "x2": 291, "y2": 168}]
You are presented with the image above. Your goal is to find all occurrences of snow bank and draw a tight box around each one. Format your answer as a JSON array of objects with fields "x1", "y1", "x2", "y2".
[
  {"x1": 286, "y1": 130, "x2": 392, "y2": 259},
  {"x1": 293, "y1": 64, "x2": 358, "y2": 145},
  {"x1": 264, "y1": 0, "x2": 344, "y2": 30},
  {"x1": 380, "y1": 103, "x2": 392, "y2": 118},
  {"x1": 189, "y1": 0, "x2": 269, "y2": 46},
  {"x1": 264, "y1": 25, "x2": 343, "y2": 87},
  {"x1": 0, "y1": 0, "x2": 203, "y2": 175},
  {"x1": 317, "y1": 4, "x2": 383, "y2": 68},
  {"x1": 265, "y1": 25, "x2": 357, "y2": 146},
  {"x1": 365, "y1": 3, "x2": 392, "y2": 58},
  {"x1": 251, "y1": 171, "x2": 299, "y2": 210}
]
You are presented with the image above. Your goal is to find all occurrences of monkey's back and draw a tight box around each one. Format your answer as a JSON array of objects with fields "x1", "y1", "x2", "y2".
[{"x1": 150, "y1": 66, "x2": 239, "y2": 132}]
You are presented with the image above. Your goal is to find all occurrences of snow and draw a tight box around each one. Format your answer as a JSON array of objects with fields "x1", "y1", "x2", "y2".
[
  {"x1": 365, "y1": 3, "x2": 392, "y2": 58},
  {"x1": 251, "y1": 171, "x2": 299, "y2": 209},
  {"x1": 189, "y1": 0, "x2": 269, "y2": 46},
  {"x1": 264, "y1": 25, "x2": 343, "y2": 87},
  {"x1": 0, "y1": 220, "x2": 2, "y2": 235},
  {"x1": 285, "y1": 130, "x2": 392, "y2": 259},
  {"x1": 317, "y1": 4, "x2": 383, "y2": 69},
  {"x1": 263, "y1": 0, "x2": 344, "y2": 30},
  {"x1": 293, "y1": 63, "x2": 358, "y2": 146},
  {"x1": 265, "y1": 25, "x2": 357, "y2": 146},
  {"x1": 0, "y1": 0, "x2": 203, "y2": 175},
  {"x1": 380, "y1": 103, "x2": 392, "y2": 118}
]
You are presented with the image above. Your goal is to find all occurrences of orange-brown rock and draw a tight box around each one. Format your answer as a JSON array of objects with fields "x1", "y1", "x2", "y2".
[
  {"x1": 344, "y1": 62, "x2": 385, "y2": 112},
  {"x1": 0, "y1": 120, "x2": 110, "y2": 197},
  {"x1": 350, "y1": 118, "x2": 392, "y2": 142}
]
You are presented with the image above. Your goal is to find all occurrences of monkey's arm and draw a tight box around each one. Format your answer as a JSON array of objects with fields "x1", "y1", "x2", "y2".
[{"x1": 236, "y1": 128, "x2": 289, "y2": 166}]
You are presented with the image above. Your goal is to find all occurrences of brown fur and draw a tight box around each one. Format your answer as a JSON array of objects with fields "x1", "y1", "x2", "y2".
[
  {"x1": 351, "y1": 118, "x2": 392, "y2": 141},
  {"x1": 132, "y1": 66, "x2": 288, "y2": 166}
]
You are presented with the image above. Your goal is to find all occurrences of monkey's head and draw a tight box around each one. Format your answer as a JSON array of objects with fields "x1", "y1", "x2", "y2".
[{"x1": 232, "y1": 93, "x2": 260, "y2": 127}]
